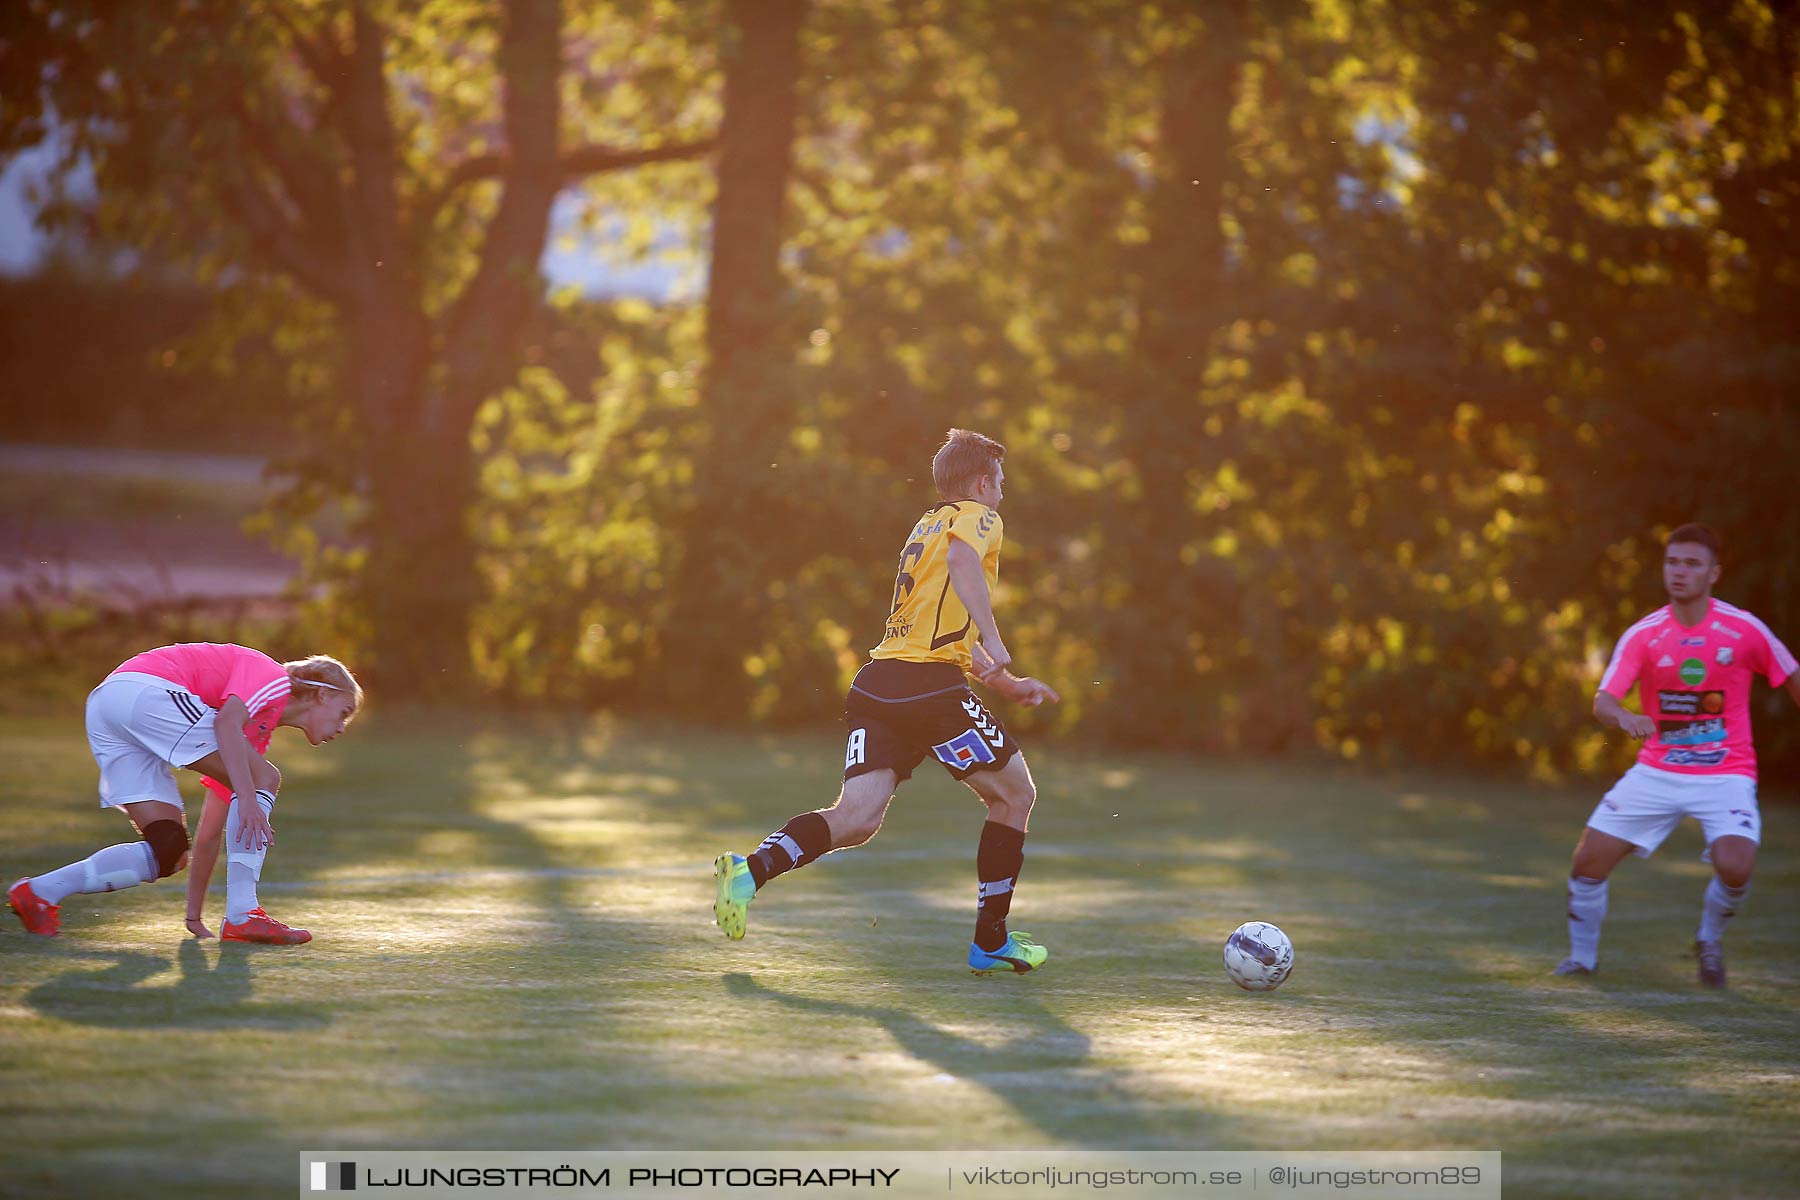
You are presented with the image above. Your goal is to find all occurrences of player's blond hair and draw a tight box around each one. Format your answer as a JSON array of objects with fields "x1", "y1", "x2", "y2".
[
  {"x1": 931, "y1": 428, "x2": 1006, "y2": 500},
  {"x1": 284, "y1": 654, "x2": 364, "y2": 717}
]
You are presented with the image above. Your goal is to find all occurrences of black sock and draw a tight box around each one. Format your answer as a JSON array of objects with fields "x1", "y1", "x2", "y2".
[
  {"x1": 747, "y1": 811, "x2": 833, "y2": 889},
  {"x1": 974, "y1": 820, "x2": 1026, "y2": 952}
]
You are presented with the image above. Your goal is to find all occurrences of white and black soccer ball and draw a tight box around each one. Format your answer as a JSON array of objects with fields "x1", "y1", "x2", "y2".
[{"x1": 1223, "y1": 921, "x2": 1294, "y2": 992}]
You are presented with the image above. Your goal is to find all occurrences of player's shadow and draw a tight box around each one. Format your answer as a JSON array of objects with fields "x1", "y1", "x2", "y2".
[
  {"x1": 26, "y1": 937, "x2": 331, "y2": 1029},
  {"x1": 723, "y1": 972, "x2": 1236, "y2": 1147}
]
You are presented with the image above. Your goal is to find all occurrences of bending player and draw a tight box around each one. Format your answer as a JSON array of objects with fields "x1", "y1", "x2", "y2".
[
  {"x1": 712, "y1": 428, "x2": 1062, "y2": 973},
  {"x1": 9, "y1": 642, "x2": 361, "y2": 944},
  {"x1": 1555, "y1": 524, "x2": 1798, "y2": 986}
]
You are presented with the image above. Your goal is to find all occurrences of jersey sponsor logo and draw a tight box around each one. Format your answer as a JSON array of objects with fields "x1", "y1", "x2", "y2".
[
  {"x1": 1679, "y1": 636, "x2": 1705, "y2": 647},
  {"x1": 1662, "y1": 746, "x2": 1729, "y2": 767},
  {"x1": 932, "y1": 728, "x2": 998, "y2": 769},
  {"x1": 1657, "y1": 718, "x2": 1725, "y2": 747},
  {"x1": 1658, "y1": 690, "x2": 1723, "y2": 716},
  {"x1": 1711, "y1": 621, "x2": 1742, "y2": 639},
  {"x1": 1716, "y1": 647, "x2": 1734, "y2": 666},
  {"x1": 845, "y1": 728, "x2": 868, "y2": 770},
  {"x1": 1678, "y1": 658, "x2": 1707, "y2": 686}
]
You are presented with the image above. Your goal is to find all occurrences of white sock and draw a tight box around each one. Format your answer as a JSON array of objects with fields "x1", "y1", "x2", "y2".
[
  {"x1": 1696, "y1": 877, "x2": 1748, "y2": 943},
  {"x1": 1566, "y1": 875, "x2": 1607, "y2": 968},
  {"x1": 225, "y1": 790, "x2": 276, "y2": 922},
  {"x1": 31, "y1": 842, "x2": 157, "y2": 904}
]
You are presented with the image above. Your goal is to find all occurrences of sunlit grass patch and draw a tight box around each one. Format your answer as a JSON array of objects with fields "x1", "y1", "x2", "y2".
[{"x1": 1, "y1": 712, "x2": 1796, "y2": 1199}]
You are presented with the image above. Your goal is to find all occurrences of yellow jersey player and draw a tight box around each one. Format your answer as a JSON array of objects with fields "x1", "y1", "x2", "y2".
[{"x1": 711, "y1": 428, "x2": 1061, "y2": 972}]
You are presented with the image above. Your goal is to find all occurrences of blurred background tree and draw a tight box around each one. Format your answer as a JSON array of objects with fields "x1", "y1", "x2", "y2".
[
  {"x1": 0, "y1": 0, "x2": 716, "y2": 695},
  {"x1": 1, "y1": 0, "x2": 1794, "y2": 778}
]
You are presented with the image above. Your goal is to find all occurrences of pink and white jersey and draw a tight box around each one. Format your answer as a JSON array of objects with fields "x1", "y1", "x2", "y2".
[
  {"x1": 112, "y1": 642, "x2": 291, "y2": 746},
  {"x1": 1598, "y1": 600, "x2": 1796, "y2": 780}
]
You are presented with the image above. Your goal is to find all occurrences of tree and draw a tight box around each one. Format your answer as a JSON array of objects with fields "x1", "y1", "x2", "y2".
[
  {"x1": 662, "y1": 0, "x2": 808, "y2": 718},
  {"x1": 0, "y1": 0, "x2": 716, "y2": 694}
]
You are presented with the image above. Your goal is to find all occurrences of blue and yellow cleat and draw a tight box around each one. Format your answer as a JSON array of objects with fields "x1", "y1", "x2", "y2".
[
  {"x1": 969, "y1": 931, "x2": 1048, "y2": 975},
  {"x1": 713, "y1": 853, "x2": 756, "y2": 940}
]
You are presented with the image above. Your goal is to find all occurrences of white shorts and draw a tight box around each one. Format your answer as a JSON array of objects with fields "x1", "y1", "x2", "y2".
[
  {"x1": 1586, "y1": 763, "x2": 1761, "y2": 859},
  {"x1": 85, "y1": 672, "x2": 221, "y2": 810}
]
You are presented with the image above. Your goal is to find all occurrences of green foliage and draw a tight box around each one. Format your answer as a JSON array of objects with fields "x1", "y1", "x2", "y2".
[
  {"x1": 470, "y1": 300, "x2": 701, "y2": 698},
  {"x1": 3, "y1": 0, "x2": 1795, "y2": 777}
]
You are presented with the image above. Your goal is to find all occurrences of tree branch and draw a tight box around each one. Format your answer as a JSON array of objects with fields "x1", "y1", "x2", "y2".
[
  {"x1": 434, "y1": 0, "x2": 565, "y2": 433},
  {"x1": 218, "y1": 173, "x2": 353, "y2": 307},
  {"x1": 790, "y1": 158, "x2": 851, "y2": 222},
  {"x1": 227, "y1": 92, "x2": 351, "y2": 253},
  {"x1": 344, "y1": 3, "x2": 408, "y2": 292},
  {"x1": 259, "y1": 0, "x2": 349, "y2": 96},
  {"x1": 417, "y1": 136, "x2": 718, "y2": 230}
]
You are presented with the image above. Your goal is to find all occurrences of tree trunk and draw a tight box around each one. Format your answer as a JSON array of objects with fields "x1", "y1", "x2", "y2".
[
  {"x1": 353, "y1": 0, "x2": 564, "y2": 699},
  {"x1": 340, "y1": 306, "x2": 473, "y2": 697},
  {"x1": 1106, "y1": 6, "x2": 1246, "y2": 746},
  {"x1": 363, "y1": 412, "x2": 483, "y2": 697},
  {"x1": 663, "y1": 0, "x2": 807, "y2": 717}
]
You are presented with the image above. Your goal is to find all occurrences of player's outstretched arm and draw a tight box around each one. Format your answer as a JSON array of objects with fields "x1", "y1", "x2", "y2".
[
  {"x1": 952, "y1": 547, "x2": 1056, "y2": 707},
  {"x1": 1595, "y1": 689, "x2": 1655, "y2": 739},
  {"x1": 946, "y1": 538, "x2": 1010, "y2": 673},
  {"x1": 212, "y1": 696, "x2": 274, "y2": 852},
  {"x1": 987, "y1": 670, "x2": 1061, "y2": 708},
  {"x1": 185, "y1": 791, "x2": 230, "y2": 939},
  {"x1": 970, "y1": 650, "x2": 1061, "y2": 708}
]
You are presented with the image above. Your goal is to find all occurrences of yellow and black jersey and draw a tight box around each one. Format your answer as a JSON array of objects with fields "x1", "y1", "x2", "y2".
[{"x1": 870, "y1": 500, "x2": 1003, "y2": 672}]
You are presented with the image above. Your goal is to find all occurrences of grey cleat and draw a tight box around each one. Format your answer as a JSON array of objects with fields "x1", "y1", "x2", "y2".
[{"x1": 1695, "y1": 940, "x2": 1726, "y2": 988}]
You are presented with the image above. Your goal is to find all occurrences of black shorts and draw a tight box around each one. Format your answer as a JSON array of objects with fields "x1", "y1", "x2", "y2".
[{"x1": 842, "y1": 659, "x2": 1020, "y2": 783}]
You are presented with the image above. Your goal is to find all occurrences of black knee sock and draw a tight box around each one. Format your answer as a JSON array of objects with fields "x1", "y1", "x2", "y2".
[
  {"x1": 974, "y1": 820, "x2": 1026, "y2": 952},
  {"x1": 747, "y1": 812, "x2": 833, "y2": 889}
]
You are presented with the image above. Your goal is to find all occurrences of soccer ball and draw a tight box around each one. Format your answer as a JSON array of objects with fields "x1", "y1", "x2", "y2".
[{"x1": 1223, "y1": 921, "x2": 1294, "y2": 992}]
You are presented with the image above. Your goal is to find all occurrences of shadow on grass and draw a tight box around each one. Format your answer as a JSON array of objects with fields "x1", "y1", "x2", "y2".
[
  {"x1": 1337, "y1": 796, "x2": 1800, "y2": 1157},
  {"x1": 27, "y1": 937, "x2": 331, "y2": 1029},
  {"x1": 723, "y1": 971, "x2": 1238, "y2": 1148}
]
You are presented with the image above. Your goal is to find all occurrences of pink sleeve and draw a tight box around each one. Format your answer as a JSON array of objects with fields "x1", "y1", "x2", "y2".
[
  {"x1": 1755, "y1": 624, "x2": 1797, "y2": 687},
  {"x1": 1598, "y1": 627, "x2": 1642, "y2": 699}
]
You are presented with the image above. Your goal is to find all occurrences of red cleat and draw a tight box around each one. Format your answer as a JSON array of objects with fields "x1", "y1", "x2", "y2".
[
  {"x1": 221, "y1": 908, "x2": 312, "y2": 945},
  {"x1": 8, "y1": 877, "x2": 60, "y2": 936}
]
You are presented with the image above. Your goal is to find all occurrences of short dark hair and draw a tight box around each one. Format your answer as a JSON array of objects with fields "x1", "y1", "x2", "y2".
[
  {"x1": 931, "y1": 428, "x2": 1005, "y2": 500},
  {"x1": 1665, "y1": 522, "x2": 1722, "y2": 564}
]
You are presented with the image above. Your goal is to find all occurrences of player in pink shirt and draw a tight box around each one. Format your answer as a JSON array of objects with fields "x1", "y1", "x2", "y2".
[
  {"x1": 8, "y1": 643, "x2": 362, "y2": 944},
  {"x1": 1555, "y1": 525, "x2": 1800, "y2": 986}
]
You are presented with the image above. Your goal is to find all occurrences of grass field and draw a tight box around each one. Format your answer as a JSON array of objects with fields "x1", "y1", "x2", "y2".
[{"x1": 2, "y1": 711, "x2": 1797, "y2": 1199}]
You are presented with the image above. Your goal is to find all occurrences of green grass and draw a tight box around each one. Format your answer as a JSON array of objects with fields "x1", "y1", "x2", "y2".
[{"x1": 2, "y1": 712, "x2": 1796, "y2": 1199}]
